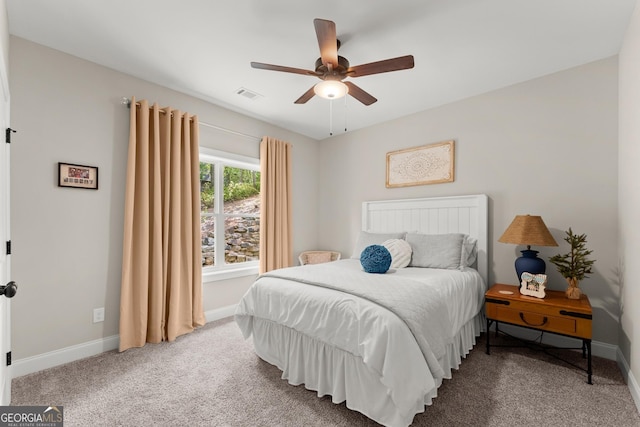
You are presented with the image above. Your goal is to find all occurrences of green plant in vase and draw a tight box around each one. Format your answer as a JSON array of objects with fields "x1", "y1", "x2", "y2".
[{"x1": 548, "y1": 228, "x2": 596, "y2": 299}]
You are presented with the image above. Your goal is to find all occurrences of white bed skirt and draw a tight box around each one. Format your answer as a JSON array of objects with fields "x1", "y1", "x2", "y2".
[{"x1": 249, "y1": 312, "x2": 485, "y2": 427}]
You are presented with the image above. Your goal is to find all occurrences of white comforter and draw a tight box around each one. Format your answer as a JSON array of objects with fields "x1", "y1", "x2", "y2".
[{"x1": 235, "y1": 259, "x2": 486, "y2": 425}]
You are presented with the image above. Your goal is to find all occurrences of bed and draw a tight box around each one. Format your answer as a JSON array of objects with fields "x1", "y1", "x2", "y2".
[{"x1": 235, "y1": 194, "x2": 489, "y2": 427}]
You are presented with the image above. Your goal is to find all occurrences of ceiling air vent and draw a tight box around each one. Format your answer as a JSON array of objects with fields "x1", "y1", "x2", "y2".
[{"x1": 236, "y1": 87, "x2": 262, "y2": 101}]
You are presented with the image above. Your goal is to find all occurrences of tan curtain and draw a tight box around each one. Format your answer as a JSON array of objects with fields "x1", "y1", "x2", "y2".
[
  {"x1": 119, "y1": 97, "x2": 205, "y2": 352},
  {"x1": 259, "y1": 137, "x2": 293, "y2": 273}
]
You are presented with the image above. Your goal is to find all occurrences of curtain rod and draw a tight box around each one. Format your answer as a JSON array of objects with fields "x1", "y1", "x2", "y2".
[{"x1": 121, "y1": 97, "x2": 261, "y2": 142}]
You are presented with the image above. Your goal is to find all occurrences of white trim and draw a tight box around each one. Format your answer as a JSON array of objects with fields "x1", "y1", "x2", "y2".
[
  {"x1": 592, "y1": 340, "x2": 619, "y2": 361},
  {"x1": 11, "y1": 305, "x2": 238, "y2": 379},
  {"x1": 12, "y1": 335, "x2": 119, "y2": 379},
  {"x1": 203, "y1": 265, "x2": 259, "y2": 282},
  {"x1": 204, "y1": 305, "x2": 237, "y2": 323},
  {"x1": 617, "y1": 348, "x2": 640, "y2": 413}
]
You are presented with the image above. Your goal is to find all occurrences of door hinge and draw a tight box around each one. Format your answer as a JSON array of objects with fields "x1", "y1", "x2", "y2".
[
  {"x1": 5, "y1": 241, "x2": 10, "y2": 255},
  {"x1": 5, "y1": 128, "x2": 16, "y2": 144},
  {"x1": 6, "y1": 351, "x2": 11, "y2": 366}
]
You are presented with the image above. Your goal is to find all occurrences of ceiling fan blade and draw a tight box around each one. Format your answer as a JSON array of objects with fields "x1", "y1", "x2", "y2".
[
  {"x1": 314, "y1": 18, "x2": 338, "y2": 68},
  {"x1": 251, "y1": 62, "x2": 319, "y2": 76},
  {"x1": 347, "y1": 55, "x2": 415, "y2": 77},
  {"x1": 294, "y1": 86, "x2": 316, "y2": 104},
  {"x1": 344, "y1": 81, "x2": 377, "y2": 105}
]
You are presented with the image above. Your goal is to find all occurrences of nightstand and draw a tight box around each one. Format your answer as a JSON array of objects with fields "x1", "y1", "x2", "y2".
[{"x1": 485, "y1": 283, "x2": 593, "y2": 384}]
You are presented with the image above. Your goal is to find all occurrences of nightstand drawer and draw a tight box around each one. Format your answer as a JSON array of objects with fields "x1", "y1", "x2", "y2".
[
  {"x1": 485, "y1": 284, "x2": 592, "y2": 339},
  {"x1": 494, "y1": 306, "x2": 576, "y2": 335}
]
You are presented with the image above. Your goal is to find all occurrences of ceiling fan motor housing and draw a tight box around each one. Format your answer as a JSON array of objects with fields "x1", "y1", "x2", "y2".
[{"x1": 315, "y1": 56, "x2": 350, "y2": 80}]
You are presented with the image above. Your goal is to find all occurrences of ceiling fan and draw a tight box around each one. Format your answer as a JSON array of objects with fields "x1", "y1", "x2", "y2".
[{"x1": 250, "y1": 18, "x2": 415, "y2": 106}]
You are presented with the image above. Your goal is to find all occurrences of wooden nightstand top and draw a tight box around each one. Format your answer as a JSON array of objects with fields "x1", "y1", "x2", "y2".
[{"x1": 486, "y1": 283, "x2": 592, "y2": 315}]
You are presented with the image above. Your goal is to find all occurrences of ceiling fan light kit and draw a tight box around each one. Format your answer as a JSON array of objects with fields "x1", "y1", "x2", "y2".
[
  {"x1": 313, "y1": 80, "x2": 349, "y2": 99},
  {"x1": 251, "y1": 18, "x2": 414, "y2": 106}
]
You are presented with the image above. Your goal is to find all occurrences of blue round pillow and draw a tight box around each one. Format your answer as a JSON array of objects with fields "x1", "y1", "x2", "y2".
[{"x1": 360, "y1": 244, "x2": 392, "y2": 274}]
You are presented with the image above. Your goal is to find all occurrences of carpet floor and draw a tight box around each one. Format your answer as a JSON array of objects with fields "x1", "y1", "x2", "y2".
[{"x1": 11, "y1": 317, "x2": 640, "y2": 426}]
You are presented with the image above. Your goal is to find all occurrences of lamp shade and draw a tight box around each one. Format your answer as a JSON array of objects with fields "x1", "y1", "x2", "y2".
[
  {"x1": 314, "y1": 80, "x2": 349, "y2": 99},
  {"x1": 498, "y1": 215, "x2": 558, "y2": 247},
  {"x1": 499, "y1": 215, "x2": 557, "y2": 282}
]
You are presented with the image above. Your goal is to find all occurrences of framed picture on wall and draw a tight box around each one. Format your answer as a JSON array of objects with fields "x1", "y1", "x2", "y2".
[
  {"x1": 58, "y1": 162, "x2": 99, "y2": 190},
  {"x1": 386, "y1": 140, "x2": 455, "y2": 188}
]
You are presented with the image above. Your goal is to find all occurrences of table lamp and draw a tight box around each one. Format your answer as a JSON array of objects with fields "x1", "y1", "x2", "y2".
[{"x1": 498, "y1": 215, "x2": 558, "y2": 282}]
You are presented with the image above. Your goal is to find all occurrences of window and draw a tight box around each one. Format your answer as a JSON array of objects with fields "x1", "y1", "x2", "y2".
[{"x1": 200, "y1": 147, "x2": 260, "y2": 281}]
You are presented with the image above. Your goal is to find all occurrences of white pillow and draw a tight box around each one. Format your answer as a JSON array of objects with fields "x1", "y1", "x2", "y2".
[
  {"x1": 461, "y1": 235, "x2": 478, "y2": 267},
  {"x1": 382, "y1": 239, "x2": 413, "y2": 268},
  {"x1": 351, "y1": 231, "x2": 407, "y2": 259}
]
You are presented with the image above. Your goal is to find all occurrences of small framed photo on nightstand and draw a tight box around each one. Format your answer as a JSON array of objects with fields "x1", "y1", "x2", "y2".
[{"x1": 520, "y1": 272, "x2": 547, "y2": 298}]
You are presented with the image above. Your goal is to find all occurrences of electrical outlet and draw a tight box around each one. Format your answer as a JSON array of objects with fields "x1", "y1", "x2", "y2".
[{"x1": 93, "y1": 307, "x2": 105, "y2": 323}]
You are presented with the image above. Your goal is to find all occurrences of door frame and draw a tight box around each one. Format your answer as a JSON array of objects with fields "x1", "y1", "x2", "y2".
[{"x1": 0, "y1": 31, "x2": 12, "y2": 405}]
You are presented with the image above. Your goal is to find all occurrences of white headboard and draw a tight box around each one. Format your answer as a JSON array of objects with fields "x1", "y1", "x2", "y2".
[{"x1": 362, "y1": 194, "x2": 489, "y2": 285}]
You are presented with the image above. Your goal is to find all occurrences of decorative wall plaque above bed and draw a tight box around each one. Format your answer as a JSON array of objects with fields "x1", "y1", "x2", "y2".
[{"x1": 386, "y1": 140, "x2": 455, "y2": 188}]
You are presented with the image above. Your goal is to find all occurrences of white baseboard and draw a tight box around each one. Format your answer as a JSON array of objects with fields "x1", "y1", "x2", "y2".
[
  {"x1": 617, "y1": 347, "x2": 640, "y2": 414},
  {"x1": 592, "y1": 340, "x2": 619, "y2": 361},
  {"x1": 204, "y1": 304, "x2": 236, "y2": 322},
  {"x1": 12, "y1": 305, "x2": 237, "y2": 380},
  {"x1": 11, "y1": 334, "x2": 120, "y2": 379}
]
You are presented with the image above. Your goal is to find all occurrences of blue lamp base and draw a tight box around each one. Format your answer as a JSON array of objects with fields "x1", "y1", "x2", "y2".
[{"x1": 514, "y1": 249, "x2": 546, "y2": 283}]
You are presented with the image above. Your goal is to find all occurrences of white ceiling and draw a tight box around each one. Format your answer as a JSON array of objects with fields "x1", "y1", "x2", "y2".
[{"x1": 6, "y1": 0, "x2": 637, "y2": 140}]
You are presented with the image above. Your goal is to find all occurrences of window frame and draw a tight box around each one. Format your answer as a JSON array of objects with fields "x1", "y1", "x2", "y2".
[{"x1": 200, "y1": 147, "x2": 260, "y2": 282}]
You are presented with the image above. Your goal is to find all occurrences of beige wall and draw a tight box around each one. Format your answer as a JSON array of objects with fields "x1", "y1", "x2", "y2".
[
  {"x1": 8, "y1": 37, "x2": 319, "y2": 359},
  {"x1": 619, "y1": 1, "x2": 640, "y2": 399},
  {"x1": 317, "y1": 57, "x2": 620, "y2": 345}
]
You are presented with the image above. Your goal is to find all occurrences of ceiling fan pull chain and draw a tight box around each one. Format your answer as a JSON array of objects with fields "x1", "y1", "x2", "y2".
[
  {"x1": 344, "y1": 95, "x2": 348, "y2": 132},
  {"x1": 329, "y1": 100, "x2": 333, "y2": 136}
]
